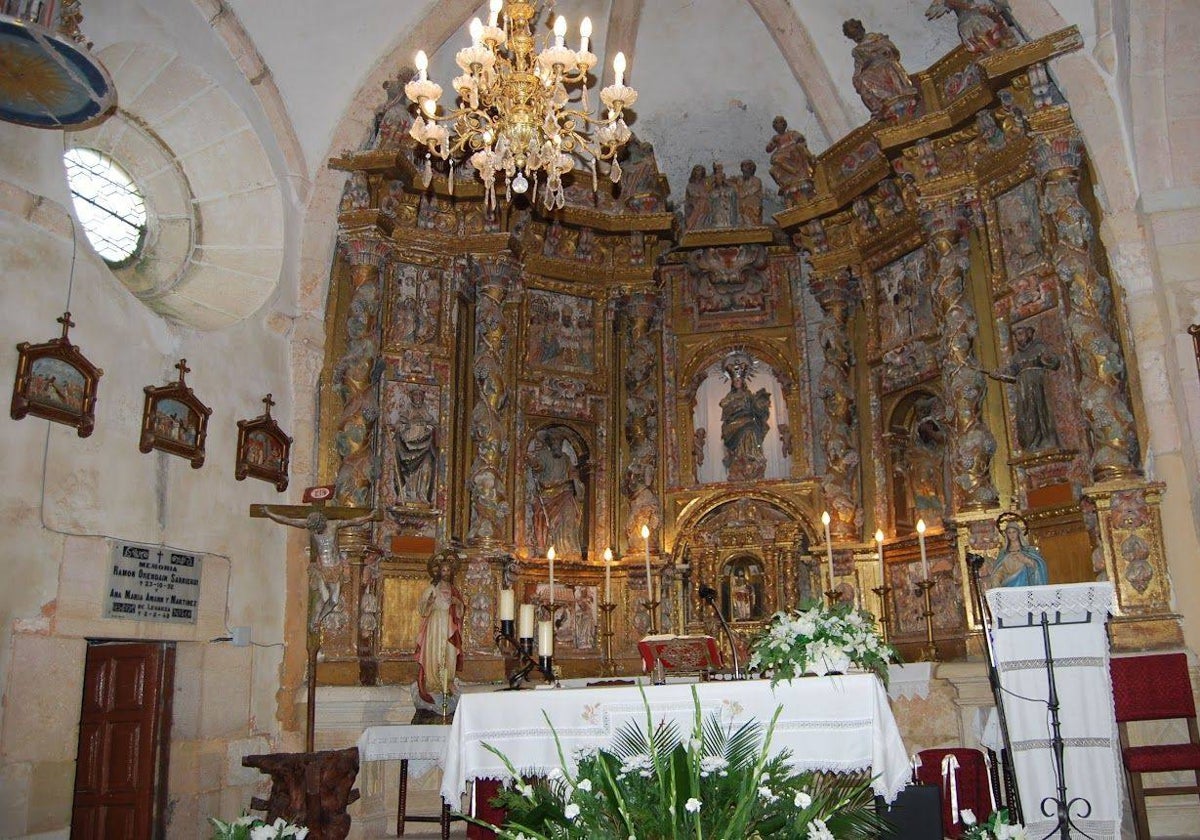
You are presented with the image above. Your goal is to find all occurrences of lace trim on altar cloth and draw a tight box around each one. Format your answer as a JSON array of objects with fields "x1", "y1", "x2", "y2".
[
  {"x1": 986, "y1": 582, "x2": 1115, "y2": 625},
  {"x1": 1000, "y1": 655, "x2": 1107, "y2": 672}
]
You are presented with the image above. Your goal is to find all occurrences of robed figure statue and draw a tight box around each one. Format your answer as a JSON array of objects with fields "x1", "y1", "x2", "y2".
[
  {"x1": 720, "y1": 352, "x2": 771, "y2": 481},
  {"x1": 415, "y1": 546, "x2": 466, "y2": 704},
  {"x1": 987, "y1": 512, "x2": 1050, "y2": 589}
]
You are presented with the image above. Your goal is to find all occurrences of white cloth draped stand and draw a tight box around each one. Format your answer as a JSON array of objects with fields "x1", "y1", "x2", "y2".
[
  {"x1": 986, "y1": 582, "x2": 1123, "y2": 840},
  {"x1": 439, "y1": 674, "x2": 911, "y2": 806}
]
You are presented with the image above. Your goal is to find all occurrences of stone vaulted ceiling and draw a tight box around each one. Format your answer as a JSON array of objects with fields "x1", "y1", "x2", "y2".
[{"x1": 226, "y1": 0, "x2": 1094, "y2": 214}]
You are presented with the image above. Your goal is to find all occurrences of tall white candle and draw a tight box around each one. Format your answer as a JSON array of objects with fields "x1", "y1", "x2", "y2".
[
  {"x1": 518, "y1": 603, "x2": 535, "y2": 638},
  {"x1": 538, "y1": 619, "x2": 554, "y2": 656},
  {"x1": 641, "y1": 524, "x2": 652, "y2": 597},
  {"x1": 547, "y1": 545, "x2": 556, "y2": 603},
  {"x1": 603, "y1": 547, "x2": 613, "y2": 604},
  {"x1": 822, "y1": 511, "x2": 834, "y2": 590},
  {"x1": 875, "y1": 530, "x2": 885, "y2": 584},
  {"x1": 499, "y1": 588, "x2": 515, "y2": 621},
  {"x1": 916, "y1": 519, "x2": 929, "y2": 579}
]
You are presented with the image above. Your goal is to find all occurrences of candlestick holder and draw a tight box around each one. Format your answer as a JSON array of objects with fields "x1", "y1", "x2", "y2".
[
  {"x1": 871, "y1": 584, "x2": 893, "y2": 644},
  {"x1": 824, "y1": 588, "x2": 843, "y2": 607},
  {"x1": 917, "y1": 578, "x2": 939, "y2": 661},
  {"x1": 494, "y1": 624, "x2": 554, "y2": 689},
  {"x1": 599, "y1": 601, "x2": 618, "y2": 676},
  {"x1": 499, "y1": 618, "x2": 514, "y2": 639},
  {"x1": 539, "y1": 654, "x2": 555, "y2": 683},
  {"x1": 641, "y1": 598, "x2": 661, "y2": 634},
  {"x1": 439, "y1": 691, "x2": 450, "y2": 722}
]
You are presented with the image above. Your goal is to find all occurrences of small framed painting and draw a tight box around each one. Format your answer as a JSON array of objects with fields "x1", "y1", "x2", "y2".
[
  {"x1": 235, "y1": 394, "x2": 292, "y2": 491},
  {"x1": 139, "y1": 359, "x2": 211, "y2": 468},
  {"x1": 10, "y1": 312, "x2": 102, "y2": 437}
]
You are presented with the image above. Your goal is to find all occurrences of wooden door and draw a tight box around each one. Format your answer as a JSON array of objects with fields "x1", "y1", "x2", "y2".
[{"x1": 71, "y1": 641, "x2": 174, "y2": 839}]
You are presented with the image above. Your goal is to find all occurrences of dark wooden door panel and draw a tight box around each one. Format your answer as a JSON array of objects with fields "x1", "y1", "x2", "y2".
[{"x1": 72, "y1": 642, "x2": 173, "y2": 840}]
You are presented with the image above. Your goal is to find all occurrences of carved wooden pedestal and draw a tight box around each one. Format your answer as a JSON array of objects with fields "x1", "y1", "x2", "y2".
[{"x1": 243, "y1": 747, "x2": 361, "y2": 840}]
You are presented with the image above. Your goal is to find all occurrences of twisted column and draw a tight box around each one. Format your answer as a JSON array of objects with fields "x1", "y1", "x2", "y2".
[
  {"x1": 1036, "y1": 133, "x2": 1140, "y2": 481},
  {"x1": 618, "y1": 290, "x2": 662, "y2": 548},
  {"x1": 810, "y1": 268, "x2": 862, "y2": 539},
  {"x1": 466, "y1": 259, "x2": 515, "y2": 546},
  {"x1": 333, "y1": 236, "x2": 391, "y2": 508},
  {"x1": 922, "y1": 202, "x2": 1000, "y2": 511}
]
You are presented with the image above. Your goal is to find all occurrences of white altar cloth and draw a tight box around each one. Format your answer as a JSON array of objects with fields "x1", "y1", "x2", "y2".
[
  {"x1": 357, "y1": 723, "x2": 450, "y2": 778},
  {"x1": 986, "y1": 583, "x2": 1122, "y2": 840},
  {"x1": 439, "y1": 674, "x2": 910, "y2": 805}
]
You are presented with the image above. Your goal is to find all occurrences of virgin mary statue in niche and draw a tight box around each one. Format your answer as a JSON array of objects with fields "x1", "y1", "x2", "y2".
[{"x1": 720, "y1": 352, "x2": 771, "y2": 481}]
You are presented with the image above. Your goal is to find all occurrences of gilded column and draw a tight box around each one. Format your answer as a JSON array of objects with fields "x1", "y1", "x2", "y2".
[
  {"x1": 617, "y1": 290, "x2": 662, "y2": 550},
  {"x1": 332, "y1": 236, "x2": 391, "y2": 507},
  {"x1": 922, "y1": 202, "x2": 1000, "y2": 511},
  {"x1": 466, "y1": 258, "x2": 515, "y2": 547},
  {"x1": 1034, "y1": 132, "x2": 1140, "y2": 481},
  {"x1": 810, "y1": 267, "x2": 861, "y2": 540}
]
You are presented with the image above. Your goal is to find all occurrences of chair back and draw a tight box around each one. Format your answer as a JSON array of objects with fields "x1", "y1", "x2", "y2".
[
  {"x1": 1110, "y1": 653, "x2": 1196, "y2": 723},
  {"x1": 915, "y1": 747, "x2": 994, "y2": 839}
]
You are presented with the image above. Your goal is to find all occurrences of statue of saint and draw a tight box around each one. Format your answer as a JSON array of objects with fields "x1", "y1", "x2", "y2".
[
  {"x1": 736, "y1": 160, "x2": 764, "y2": 225},
  {"x1": 987, "y1": 513, "x2": 1049, "y2": 589},
  {"x1": 258, "y1": 508, "x2": 377, "y2": 638},
  {"x1": 684, "y1": 164, "x2": 709, "y2": 230},
  {"x1": 842, "y1": 19, "x2": 918, "y2": 122},
  {"x1": 415, "y1": 546, "x2": 466, "y2": 703},
  {"x1": 905, "y1": 414, "x2": 946, "y2": 529},
  {"x1": 925, "y1": 0, "x2": 1020, "y2": 54},
  {"x1": 765, "y1": 116, "x2": 816, "y2": 201},
  {"x1": 703, "y1": 163, "x2": 740, "y2": 228},
  {"x1": 719, "y1": 352, "x2": 771, "y2": 481},
  {"x1": 528, "y1": 428, "x2": 585, "y2": 556},
  {"x1": 392, "y1": 387, "x2": 438, "y2": 504},
  {"x1": 988, "y1": 324, "x2": 1062, "y2": 452}
]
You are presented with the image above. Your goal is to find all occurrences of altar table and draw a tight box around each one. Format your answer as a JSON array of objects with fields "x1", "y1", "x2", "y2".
[{"x1": 440, "y1": 673, "x2": 911, "y2": 806}]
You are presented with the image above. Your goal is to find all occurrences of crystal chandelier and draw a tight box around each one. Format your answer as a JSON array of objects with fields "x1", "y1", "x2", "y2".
[{"x1": 405, "y1": 0, "x2": 638, "y2": 210}]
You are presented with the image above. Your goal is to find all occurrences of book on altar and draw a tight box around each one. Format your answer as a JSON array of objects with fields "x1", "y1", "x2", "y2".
[{"x1": 637, "y1": 635, "x2": 723, "y2": 674}]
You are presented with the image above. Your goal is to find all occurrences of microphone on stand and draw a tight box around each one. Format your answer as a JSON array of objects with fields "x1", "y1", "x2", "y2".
[{"x1": 698, "y1": 584, "x2": 743, "y2": 680}]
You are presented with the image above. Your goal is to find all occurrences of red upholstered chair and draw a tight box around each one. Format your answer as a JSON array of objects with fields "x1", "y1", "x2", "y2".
[
  {"x1": 1110, "y1": 653, "x2": 1200, "y2": 840},
  {"x1": 915, "y1": 748, "x2": 994, "y2": 838}
]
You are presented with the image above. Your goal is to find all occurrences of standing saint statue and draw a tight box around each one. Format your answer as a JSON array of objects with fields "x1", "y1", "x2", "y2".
[
  {"x1": 988, "y1": 324, "x2": 1062, "y2": 453},
  {"x1": 414, "y1": 545, "x2": 466, "y2": 704},
  {"x1": 987, "y1": 512, "x2": 1049, "y2": 589},
  {"x1": 684, "y1": 164, "x2": 709, "y2": 230},
  {"x1": 720, "y1": 352, "x2": 771, "y2": 481},
  {"x1": 842, "y1": 19, "x2": 919, "y2": 122},
  {"x1": 736, "y1": 159, "x2": 764, "y2": 225},
  {"x1": 392, "y1": 386, "x2": 438, "y2": 504},
  {"x1": 702, "y1": 163, "x2": 740, "y2": 229},
  {"x1": 765, "y1": 116, "x2": 816, "y2": 202},
  {"x1": 528, "y1": 428, "x2": 585, "y2": 556}
]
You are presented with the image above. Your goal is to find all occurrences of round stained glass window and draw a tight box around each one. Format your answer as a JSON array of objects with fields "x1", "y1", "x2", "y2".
[{"x1": 63, "y1": 148, "x2": 148, "y2": 266}]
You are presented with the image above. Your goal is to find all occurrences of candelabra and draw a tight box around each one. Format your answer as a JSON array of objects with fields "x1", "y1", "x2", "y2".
[
  {"x1": 917, "y1": 578, "x2": 939, "y2": 661},
  {"x1": 494, "y1": 621, "x2": 554, "y2": 689},
  {"x1": 641, "y1": 594, "x2": 661, "y2": 635},
  {"x1": 871, "y1": 584, "x2": 894, "y2": 644},
  {"x1": 599, "y1": 601, "x2": 618, "y2": 676},
  {"x1": 824, "y1": 587, "x2": 844, "y2": 607}
]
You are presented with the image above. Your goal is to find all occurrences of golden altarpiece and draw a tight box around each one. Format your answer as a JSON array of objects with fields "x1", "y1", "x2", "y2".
[{"x1": 309, "y1": 21, "x2": 1181, "y2": 688}]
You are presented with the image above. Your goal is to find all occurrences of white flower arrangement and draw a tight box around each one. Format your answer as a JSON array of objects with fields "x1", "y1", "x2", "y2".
[
  {"x1": 961, "y1": 808, "x2": 1028, "y2": 840},
  {"x1": 209, "y1": 814, "x2": 309, "y2": 840},
  {"x1": 749, "y1": 600, "x2": 898, "y2": 686}
]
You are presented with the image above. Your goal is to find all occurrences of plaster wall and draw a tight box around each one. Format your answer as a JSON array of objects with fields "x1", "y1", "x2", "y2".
[{"x1": 0, "y1": 4, "x2": 302, "y2": 826}]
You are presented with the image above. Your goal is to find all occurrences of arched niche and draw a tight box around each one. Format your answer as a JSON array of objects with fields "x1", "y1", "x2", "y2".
[
  {"x1": 677, "y1": 339, "x2": 802, "y2": 486},
  {"x1": 523, "y1": 422, "x2": 592, "y2": 561},
  {"x1": 885, "y1": 389, "x2": 949, "y2": 533}
]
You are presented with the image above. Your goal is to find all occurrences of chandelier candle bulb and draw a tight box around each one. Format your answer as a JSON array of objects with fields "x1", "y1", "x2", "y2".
[
  {"x1": 916, "y1": 519, "x2": 929, "y2": 579},
  {"x1": 470, "y1": 17, "x2": 483, "y2": 46},
  {"x1": 415, "y1": 50, "x2": 428, "y2": 81},
  {"x1": 580, "y1": 16, "x2": 591, "y2": 52},
  {"x1": 537, "y1": 619, "x2": 554, "y2": 656},
  {"x1": 613, "y1": 51, "x2": 626, "y2": 87},
  {"x1": 518, "y1": 603, "x2": 535, "y2": 639},
  {"x1": 488, "y1": 0, "x2": 501, "y2": 27},
  {"x1": 499, "y1": 588, "x2": 515, "y2": 621},
  {"x1": 822, "y1": 510, "x2": 834, "y2": 589},
  {"x1": 547, "y1": 545, "x2": 556, "y2": 603},
  {"x1": 554, "y1": 15, "x2": 566, "y2": 47},
  {"x1": 603, "y1": 547, "x2": 612, "y2": 603}
]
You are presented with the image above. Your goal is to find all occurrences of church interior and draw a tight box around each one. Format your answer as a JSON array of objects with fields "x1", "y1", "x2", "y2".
[{"x1": 1, "y1": 0, "x2": 1199, "y2": 837}]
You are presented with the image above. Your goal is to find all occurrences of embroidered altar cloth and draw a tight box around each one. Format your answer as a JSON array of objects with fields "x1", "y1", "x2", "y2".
[
  {"x1": 986, "y1": 582, "x2": 1123, "y2": 840},
  {"x1": 440, "y1": 673, "x2": 910, "y2": 805}
]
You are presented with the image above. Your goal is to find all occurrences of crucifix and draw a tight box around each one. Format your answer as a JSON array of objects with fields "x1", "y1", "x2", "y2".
[{"x1": 250, "y1": 493, "x2": 380, "y2": 751}]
